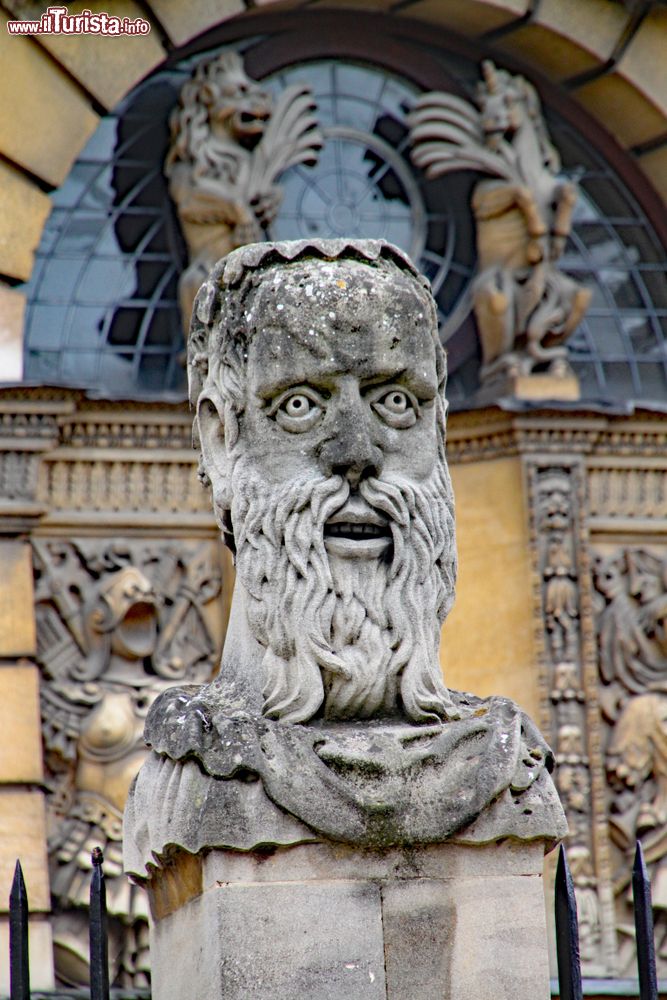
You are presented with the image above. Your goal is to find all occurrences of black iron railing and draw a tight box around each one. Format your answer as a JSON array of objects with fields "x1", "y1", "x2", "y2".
[
  {"x1": 6, "y1": 842, "x2": 663, "y2": 998},
  {"x1": 8, "y1": 850, "x2": 111, "y2": 1000},
  {"x1": 555, "y1": 841, "x2": 659, "y2": 1000}
]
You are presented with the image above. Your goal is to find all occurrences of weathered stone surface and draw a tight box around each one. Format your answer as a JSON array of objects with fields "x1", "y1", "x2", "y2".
[
  {"x1": 147, "y1": 840, "x2": 550, "y2": 1000},
  {"x1": 151, "y1": 880, "x2": 387, "y2": 1000},
  {"x1": 0, "y1": 788, "x2": 50, "y2": 913},
  {"x1": 438, "y1": 872, "x2": 550, "y2": 1000},
  {"x1": 0, "y1": 663, "x2": 42, "y2": 783},
  {"x1": 126, "y1": 238, "x2": 566, "y2": 859},
  {"x1": 200, "y1": 838, "x2": 545, "y2": 890},
  {"x1": 126, "y1": 688, "x2": 564, "y2": 870},
  {"x1": 381, "y1": 879, "x2": 456, "y2": 998},
  {"x1": 0, "y1": 542, "x2": 35, "y2": 656}
]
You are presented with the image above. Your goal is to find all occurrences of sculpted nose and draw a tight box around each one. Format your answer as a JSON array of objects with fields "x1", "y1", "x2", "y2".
[{"x1": 318, "y1": 423, "x2": 383, "y2": 489}]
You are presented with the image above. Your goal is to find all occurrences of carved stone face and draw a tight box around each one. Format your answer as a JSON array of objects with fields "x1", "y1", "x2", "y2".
[
  {"x1": 199, "y1": 53, "x2": 272, "y2": 148},
  {"x1": 197, "y1": 246, "x2": 457, "y2": 726},
  {"x1": 241, "y1": 261, "x2": 440, "y2": 548}
]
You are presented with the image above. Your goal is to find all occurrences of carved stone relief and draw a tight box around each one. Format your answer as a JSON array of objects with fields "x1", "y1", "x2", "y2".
[
  {"x1": 33, "y1": 538, "x2": 223, "y2": 988},
  {"x1": 165, "y1": 51, "x2": 322, "y2": 329},
  {"x1": 526, "y1": 459, "x2": 616, "y2": 974},
  {"x1": 409, "y1": 61, "x2": 591, "y2": 395},
  {"x1": 594, "y1": 546, "x2": 667, "y2": 976}
]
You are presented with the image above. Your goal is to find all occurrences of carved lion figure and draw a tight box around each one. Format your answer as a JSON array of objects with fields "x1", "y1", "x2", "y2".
[{"x1": 165, "y1": 51, "x2": 322, "y2": 329}]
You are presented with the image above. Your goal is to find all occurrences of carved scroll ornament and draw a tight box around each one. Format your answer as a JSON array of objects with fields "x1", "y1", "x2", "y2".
[
  {"x1": 408, "y1": 60, "x2": 591, "y2": 390},
  {"x1": 165, "y1": 50, "x2": 322, "y2": 330},
  {"x1": 34, "y1": 539, "x2": 222, "y2": 988}
]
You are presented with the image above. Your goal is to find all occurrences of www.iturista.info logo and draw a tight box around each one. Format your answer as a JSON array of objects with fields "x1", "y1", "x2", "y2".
[{"x1": 6, "y1": 5, "x2": 151, "y2": 35}]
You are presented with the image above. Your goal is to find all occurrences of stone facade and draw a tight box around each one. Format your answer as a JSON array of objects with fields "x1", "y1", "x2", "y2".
[{"x1": 0, "y1": 1, "x2": 667, "y2": 994}]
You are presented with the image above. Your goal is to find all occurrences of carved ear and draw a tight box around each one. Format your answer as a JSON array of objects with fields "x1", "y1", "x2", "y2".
[{"x1": 197, "y1": 389, "x2": 232, "y2": 521}]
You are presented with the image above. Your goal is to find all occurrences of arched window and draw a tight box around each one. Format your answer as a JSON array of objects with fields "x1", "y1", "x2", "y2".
[{"x1": 21, "y1": 15, "x2": 667, "y2": 407}]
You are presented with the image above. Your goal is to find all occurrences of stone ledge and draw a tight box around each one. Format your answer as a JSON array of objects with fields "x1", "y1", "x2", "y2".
[{"x1": 202, "y1": 837, "x2": 545, "y2": 891}]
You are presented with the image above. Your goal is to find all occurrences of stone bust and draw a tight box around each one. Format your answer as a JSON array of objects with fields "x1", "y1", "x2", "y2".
[
  {"x1": 191, "y1": 238, "x2": 458, "y2": 726},
  {"x1": 125, "y1": 239, "x2": 566, "y2": 868}
]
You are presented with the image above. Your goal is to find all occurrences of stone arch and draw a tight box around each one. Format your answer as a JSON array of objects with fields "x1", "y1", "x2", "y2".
[{"x1": 1, "y1": 0, "x2": 665, "y2": 367}]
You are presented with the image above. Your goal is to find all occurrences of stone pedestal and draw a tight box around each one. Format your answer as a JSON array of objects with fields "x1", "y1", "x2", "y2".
[{"x1": 146, "y1": 840, "x2": 551, "y2": 1000}]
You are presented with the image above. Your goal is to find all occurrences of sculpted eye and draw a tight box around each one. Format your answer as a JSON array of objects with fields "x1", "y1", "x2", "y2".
[
  {"x1": 269, "y1": 387, "x2": 324, "y2": 433},
  {"x1": 382, "y1": 390, "x2": 409, "y2": 414},
  {"x1": 284, "y1": 393, "x2": 312, "y2": 417},
  {"x1": 371, "y1": 387, "x2": 419, "y2": 428}
]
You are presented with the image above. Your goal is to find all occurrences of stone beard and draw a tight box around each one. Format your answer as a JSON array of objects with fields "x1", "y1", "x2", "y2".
[
  {"x1": 232, "y1": 452, "x2": 456, "y2": 725},
  {"x1": 193, "y1": 243, "x2": 459, "y2": 727}
]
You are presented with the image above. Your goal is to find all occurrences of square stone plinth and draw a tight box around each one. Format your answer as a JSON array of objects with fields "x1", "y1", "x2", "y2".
[{"x1": 148, "y1": 840, "x2": 551, "y2": 1000}]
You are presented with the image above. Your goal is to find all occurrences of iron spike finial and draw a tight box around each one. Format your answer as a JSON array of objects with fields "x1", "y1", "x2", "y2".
[
  {"x1": 555, "y1": 844, "x2": 583, "y2": 1000},
  {"x1": 633, "y1": 841, "x2": 658, "y2": 1000}
]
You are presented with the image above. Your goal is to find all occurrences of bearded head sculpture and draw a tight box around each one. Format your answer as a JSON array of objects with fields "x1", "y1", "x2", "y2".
[{"x1": 189, "y1": 239, "x2": 458, "y2": 727}]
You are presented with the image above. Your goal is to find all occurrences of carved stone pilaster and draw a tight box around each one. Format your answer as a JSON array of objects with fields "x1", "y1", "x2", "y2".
[{"x1": 525, "y1": 456, "x2": 617, "y2": 975}]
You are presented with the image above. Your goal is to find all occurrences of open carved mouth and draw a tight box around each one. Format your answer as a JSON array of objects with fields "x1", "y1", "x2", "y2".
[
  {"x1": 239, "y1": 109, "x2": 269, "y2": 124},
  {"x1": 324, "y1": 499, "x2": 392, "y2": 558},
  {"x1": 324, "y1": 522, "x2": 391, "y2": 541},
  {"x1": 115, "y1": 601, "x2": 157, "y2": 659},
  {"x1": 234, "y1": 108, "x2": 270, "y2": 134}
]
